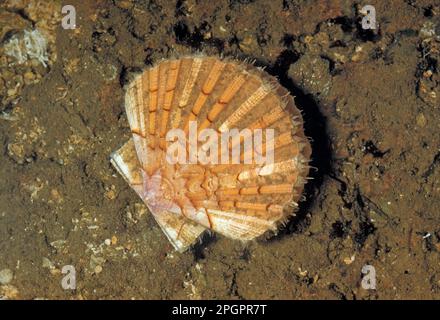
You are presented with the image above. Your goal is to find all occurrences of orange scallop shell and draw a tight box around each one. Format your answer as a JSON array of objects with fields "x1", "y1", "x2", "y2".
[{"x1": 111, "y1": 56, "x2": 311, "y2": 252}]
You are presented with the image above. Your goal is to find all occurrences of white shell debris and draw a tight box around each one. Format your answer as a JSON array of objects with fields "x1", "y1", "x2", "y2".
[{"x1": 4, "y1": 29, "x2": 49, "y2": 67}]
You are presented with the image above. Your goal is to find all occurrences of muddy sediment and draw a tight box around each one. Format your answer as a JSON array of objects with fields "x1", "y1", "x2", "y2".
[{"x1": 0, "y1": 0, "x2": 439, "y2": 299}]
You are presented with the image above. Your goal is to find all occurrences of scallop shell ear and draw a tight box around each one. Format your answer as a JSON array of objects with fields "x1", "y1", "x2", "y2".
[
  {"x1": 119, "y1": 55, "x2": 311, "y2": 248},
  {"x1": 110, "y1": 139, "x2": 206, "y2": 252}
]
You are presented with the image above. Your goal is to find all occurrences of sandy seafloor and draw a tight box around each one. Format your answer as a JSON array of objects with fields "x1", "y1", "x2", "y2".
[{"x1": 0, "y1": 0, "x2": 439, "y2": 299}]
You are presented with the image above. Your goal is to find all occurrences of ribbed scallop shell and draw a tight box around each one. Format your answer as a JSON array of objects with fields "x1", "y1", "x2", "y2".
[{"x1": 111, "y1": 56, "x2": 311, "y2": 252}]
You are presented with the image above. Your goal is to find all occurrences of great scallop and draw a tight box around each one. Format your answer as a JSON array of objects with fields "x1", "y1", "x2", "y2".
[{"x1": 111, "y1": 55, "x2": 311, "y2": 252}]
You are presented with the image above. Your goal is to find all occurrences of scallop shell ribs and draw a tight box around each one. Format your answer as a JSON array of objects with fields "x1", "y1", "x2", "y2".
[{"x1": 111, "y1": 56, "x2": 311, "y2": 252}]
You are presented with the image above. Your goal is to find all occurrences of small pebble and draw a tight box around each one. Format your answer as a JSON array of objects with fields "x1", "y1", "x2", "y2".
[
  {"x1": 105, "y1": 189, "x2": 116, "y2": 200},
  {"x1": 0, "y1": 269, "x2": 13, "y2": 285},
  {"x1": 94, "y1": 265, "x2": 103, "y2": 274},
  {"x1": 416, "y1": 113, "x2": 427, "y2": 127},
  {"x1": 7, "y1": 88, "x2": 17, "y2": 96},
  {"x1": 343, "y1": 255, "x2": 355, "y2": 265},
  {"x1": 42, "y1": 257, "x2": 54, "y2": 269}
]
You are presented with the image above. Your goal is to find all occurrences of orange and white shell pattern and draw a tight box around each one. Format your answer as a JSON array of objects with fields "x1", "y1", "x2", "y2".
[{"x1": 111, "y1": 56, "x2": 311, "y2": 252}]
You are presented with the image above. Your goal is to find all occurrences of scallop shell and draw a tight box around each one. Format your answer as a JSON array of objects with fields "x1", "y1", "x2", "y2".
[{"x1": 111, "y1": 55, "x2": 311, "y2": 252}]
